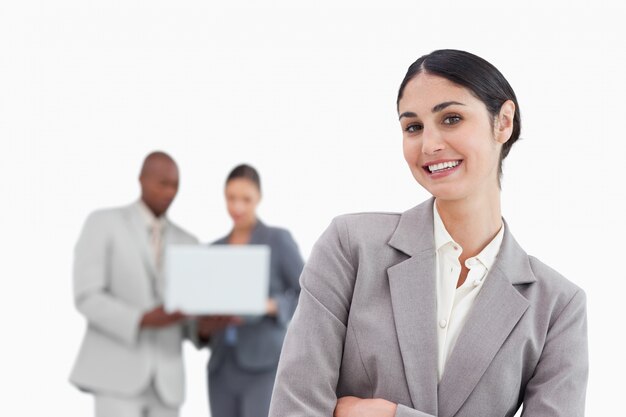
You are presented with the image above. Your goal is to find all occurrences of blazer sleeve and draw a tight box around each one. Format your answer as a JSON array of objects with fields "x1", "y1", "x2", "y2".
[
  {"x1": 73, "y1": 211, "x2": 144, "y2": 346},
  {"x1": 274, "y1": 229, "x2": 305, "y2": 326},
  {"x1": 521, "y1": 289, "x2": 589, "y2": 417},
  {"x1": 269, "y1": 217, "x2": 356, "y2": 416}
]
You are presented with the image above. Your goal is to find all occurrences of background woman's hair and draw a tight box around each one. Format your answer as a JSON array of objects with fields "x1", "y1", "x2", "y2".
[
  {"x1": 397, "y1": 49, "x2": 522, "y2": 182},
  {"x1": 226, "y1": 163, "x2": 261, "y2": 192}
]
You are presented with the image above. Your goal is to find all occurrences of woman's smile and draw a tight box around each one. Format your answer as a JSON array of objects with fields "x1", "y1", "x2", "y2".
[{"x1": 423, "y1": 159, "x2": 463, "y2": 178}]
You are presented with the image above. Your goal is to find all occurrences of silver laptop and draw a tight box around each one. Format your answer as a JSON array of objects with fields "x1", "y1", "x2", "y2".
[{"x1": 164, "y1": 244, "x2": 270, "y2": 315}]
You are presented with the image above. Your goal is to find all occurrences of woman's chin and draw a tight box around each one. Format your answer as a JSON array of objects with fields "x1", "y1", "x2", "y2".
[{"x1": 422, "y1": 183, "x2": 467, "y2": 202}]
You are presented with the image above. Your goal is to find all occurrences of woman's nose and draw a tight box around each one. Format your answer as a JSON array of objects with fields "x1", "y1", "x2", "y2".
[{"x1": 421, "y1": 127, "x2": 445, "y2": 155}]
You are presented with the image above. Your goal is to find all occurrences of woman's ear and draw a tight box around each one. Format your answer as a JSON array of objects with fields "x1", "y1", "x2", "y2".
[{"x1": 494, "y1": 100, "x2": 515, "y2": 144}]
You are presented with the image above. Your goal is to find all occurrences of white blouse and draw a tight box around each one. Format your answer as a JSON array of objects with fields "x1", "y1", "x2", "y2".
[{"x1": 433, "y1": 202, "x2": 504, "y2": 381}]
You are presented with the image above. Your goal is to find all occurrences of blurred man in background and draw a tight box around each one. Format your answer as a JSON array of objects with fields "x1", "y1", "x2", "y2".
[{"x1": 69, "y1": 151, "x2": 197, "y2": 417}]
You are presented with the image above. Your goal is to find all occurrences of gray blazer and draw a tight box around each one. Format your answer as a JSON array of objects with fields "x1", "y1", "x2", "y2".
[
  {"x1": 269, "y1": 199, "x2": 588, "y2": 417},
  {"x1": 69, "y1": 203, "x2": 197, "y2": 406},
  {"x1": 208, "y1": 220, "x2": 304, "y2": 373}
]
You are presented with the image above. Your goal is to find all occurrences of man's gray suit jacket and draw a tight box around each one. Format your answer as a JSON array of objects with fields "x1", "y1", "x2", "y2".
[
  {"x1": 69, "y1": 203, "x2": 197, "y2": 406},
  {"x1": 269, "y1": 198, "x2": 588, "y2": 417}
]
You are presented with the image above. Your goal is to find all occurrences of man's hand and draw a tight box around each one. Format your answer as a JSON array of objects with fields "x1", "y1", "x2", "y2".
[
  {"x1": 140, "y1": 306, "x2": 185, "y2": 328},
  {"x1": 196, "y1": 315, "x2": 242, "y2": 339},
  {"x1": 334, "y1": 396, "x2": 397, "y2": 417}
]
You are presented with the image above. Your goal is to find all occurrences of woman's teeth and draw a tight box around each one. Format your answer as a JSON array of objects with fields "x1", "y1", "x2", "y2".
[{"x1": 428, "y1": 160, "x2": 460, "y2": 173}]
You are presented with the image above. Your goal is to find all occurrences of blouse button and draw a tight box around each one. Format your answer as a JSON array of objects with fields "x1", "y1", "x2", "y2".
[{"x1": 439, "y1": 319, "x2": 448, "y2": 328}]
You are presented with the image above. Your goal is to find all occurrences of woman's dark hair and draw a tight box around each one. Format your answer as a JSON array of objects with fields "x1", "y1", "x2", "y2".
[
  {"x1": 397, "y1": 49, "x2": 521, "y2": 183},
  {"x1": 226, "y1": 164, "x2": 261, "y2": 192}
]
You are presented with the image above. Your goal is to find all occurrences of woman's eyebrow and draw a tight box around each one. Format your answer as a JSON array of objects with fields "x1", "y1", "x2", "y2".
[
  {"x1": 399, "y1": 101, "x2": 466, "y2": 120},
  {"x1": 432, "y1": 101, "x2": 465, "y2": 113},
  {"x1": 398, "y1": 111, "x2": 417, "y2": 120}
]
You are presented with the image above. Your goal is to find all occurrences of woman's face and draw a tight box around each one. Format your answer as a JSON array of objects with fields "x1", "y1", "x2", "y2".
[
  {"x1": 225, "y1": 178, "x2": 261, "y2": 229},
  {"x1": 398, "y1": 73, "x2": 513, "y2": 203}
]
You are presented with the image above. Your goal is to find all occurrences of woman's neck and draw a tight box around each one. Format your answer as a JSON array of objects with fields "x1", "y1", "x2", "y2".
[
  {"x1": 435, "y1": 190, "x2": 502, "y2": 259},
  {"x1": 229, "y1": 219, "x2": 257, "y2": 244}
]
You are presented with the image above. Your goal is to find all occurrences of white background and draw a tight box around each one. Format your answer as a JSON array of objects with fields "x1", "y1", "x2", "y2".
[{"x1": 1, "y1": 0, "x2": 625, "y2": 415}]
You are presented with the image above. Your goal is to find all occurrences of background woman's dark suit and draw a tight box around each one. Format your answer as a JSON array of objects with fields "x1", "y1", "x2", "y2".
[{"x1": 208, "y1": 220, "x2": 304, "y2": 416}]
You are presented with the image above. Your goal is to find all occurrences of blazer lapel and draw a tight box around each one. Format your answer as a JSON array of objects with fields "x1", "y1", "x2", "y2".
[
  {"x1": 249, "y1": 220, "x2": 269, "y2": 245},
  {"x1": 437, "y1": 224, "x2": 535, "y2": 417},
  {"x1": 387, "y1": 199, "x2": 439, "y2": 416}
]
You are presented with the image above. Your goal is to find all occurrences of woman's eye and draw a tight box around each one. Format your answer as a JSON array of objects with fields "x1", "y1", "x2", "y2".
[
  {"x1": 443, "y1": 115, "x2": 461, "y2": 125},
  {"x1": 405, "y1": 124, "x2": 423, "y2": 133}
]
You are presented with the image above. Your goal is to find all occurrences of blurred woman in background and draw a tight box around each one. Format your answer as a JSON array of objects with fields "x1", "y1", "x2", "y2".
[{"x1": 198, "y1": 164, "x2": 304, "y2": 417}]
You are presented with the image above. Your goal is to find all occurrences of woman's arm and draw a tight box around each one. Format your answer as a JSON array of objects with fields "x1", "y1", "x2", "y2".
[
  {"x1": 269, "y1": 217, "x2": 356, "y2": 416},
  {"x1": 335, "y1": 397, "x2": 440, "y2": 417},
  {"x1": 334, "y1": 397, "x2": 397, "y2": 417},
  {"x1": 269, "y1": 217, "x2": 438, "y2": 417}
]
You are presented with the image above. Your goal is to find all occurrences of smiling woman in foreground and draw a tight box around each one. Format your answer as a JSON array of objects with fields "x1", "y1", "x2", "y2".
[{"x1": 268, "y1": 49, "x2": 588, "y2": 417}]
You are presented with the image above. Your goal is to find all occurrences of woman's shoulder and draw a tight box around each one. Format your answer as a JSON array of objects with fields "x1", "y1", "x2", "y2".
[
  {"x1": 526, "y1": 255, "x2": 585, "y2": 298},
  {"x1": 263, "y1": 223, "x2": 291, "y2": 235},
  {"x1": 258, "y1": 223, "x2": 298, "y2": 245},
  {"x1": 333, "y1": 211, "x2": 403, "y2": 230},
  {"x1": 516, "y1": 254, "x2": 586, "y2": 321},
  {"x1": 326, "y1": 211, "x2": 404, "y2": 248}
]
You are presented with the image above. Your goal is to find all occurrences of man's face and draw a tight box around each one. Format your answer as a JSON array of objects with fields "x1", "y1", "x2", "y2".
[{"x1": 140, "y1": 159, "x2": 179, "y2": 217}]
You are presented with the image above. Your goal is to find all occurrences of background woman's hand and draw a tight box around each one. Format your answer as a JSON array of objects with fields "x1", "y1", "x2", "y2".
[
  {"x1": 197, "y1": 315, "x2": 242, "y2": 339},
  {"x1": 266, "y1": 298, "x2": 278, "y2": 316},
  {"x1": 334, "y1": 396, "x2": 397, "y2": 417}
]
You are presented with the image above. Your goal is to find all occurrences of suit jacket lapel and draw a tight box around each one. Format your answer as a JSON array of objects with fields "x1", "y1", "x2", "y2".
[
  {"x1": 249, "y1": 220, "x2": 269, "y2": 245},
  {"x1": 387, "y1": 199, "x2": 439, "y2": 416},
  {"x1": 437, "y1": 224, "x2": 535, "y2": 417}
]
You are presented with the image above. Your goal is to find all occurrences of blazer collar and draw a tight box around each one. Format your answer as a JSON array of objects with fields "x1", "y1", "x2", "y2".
[
  {"x1": 216, "y1": 219, "x2": 268, "y2": 245},
  {"x1": 386, "y1": 198, "x2": 439, "y2": 414},
  {"x1": 492, "y1": 219, "x2": 536, "y2": 285},
  {"x1": 388, "y1": 198, "x2": 436, "y2": 257},
  {"x1": 249, "y1": 220, "x2": 269, "y2": 244},
  {"x1": 388, "y1": 198, "x2": 535, "y2": 286},
  {"x1": 386, "y1": 198, "x2": 536, "y2": 416}
]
